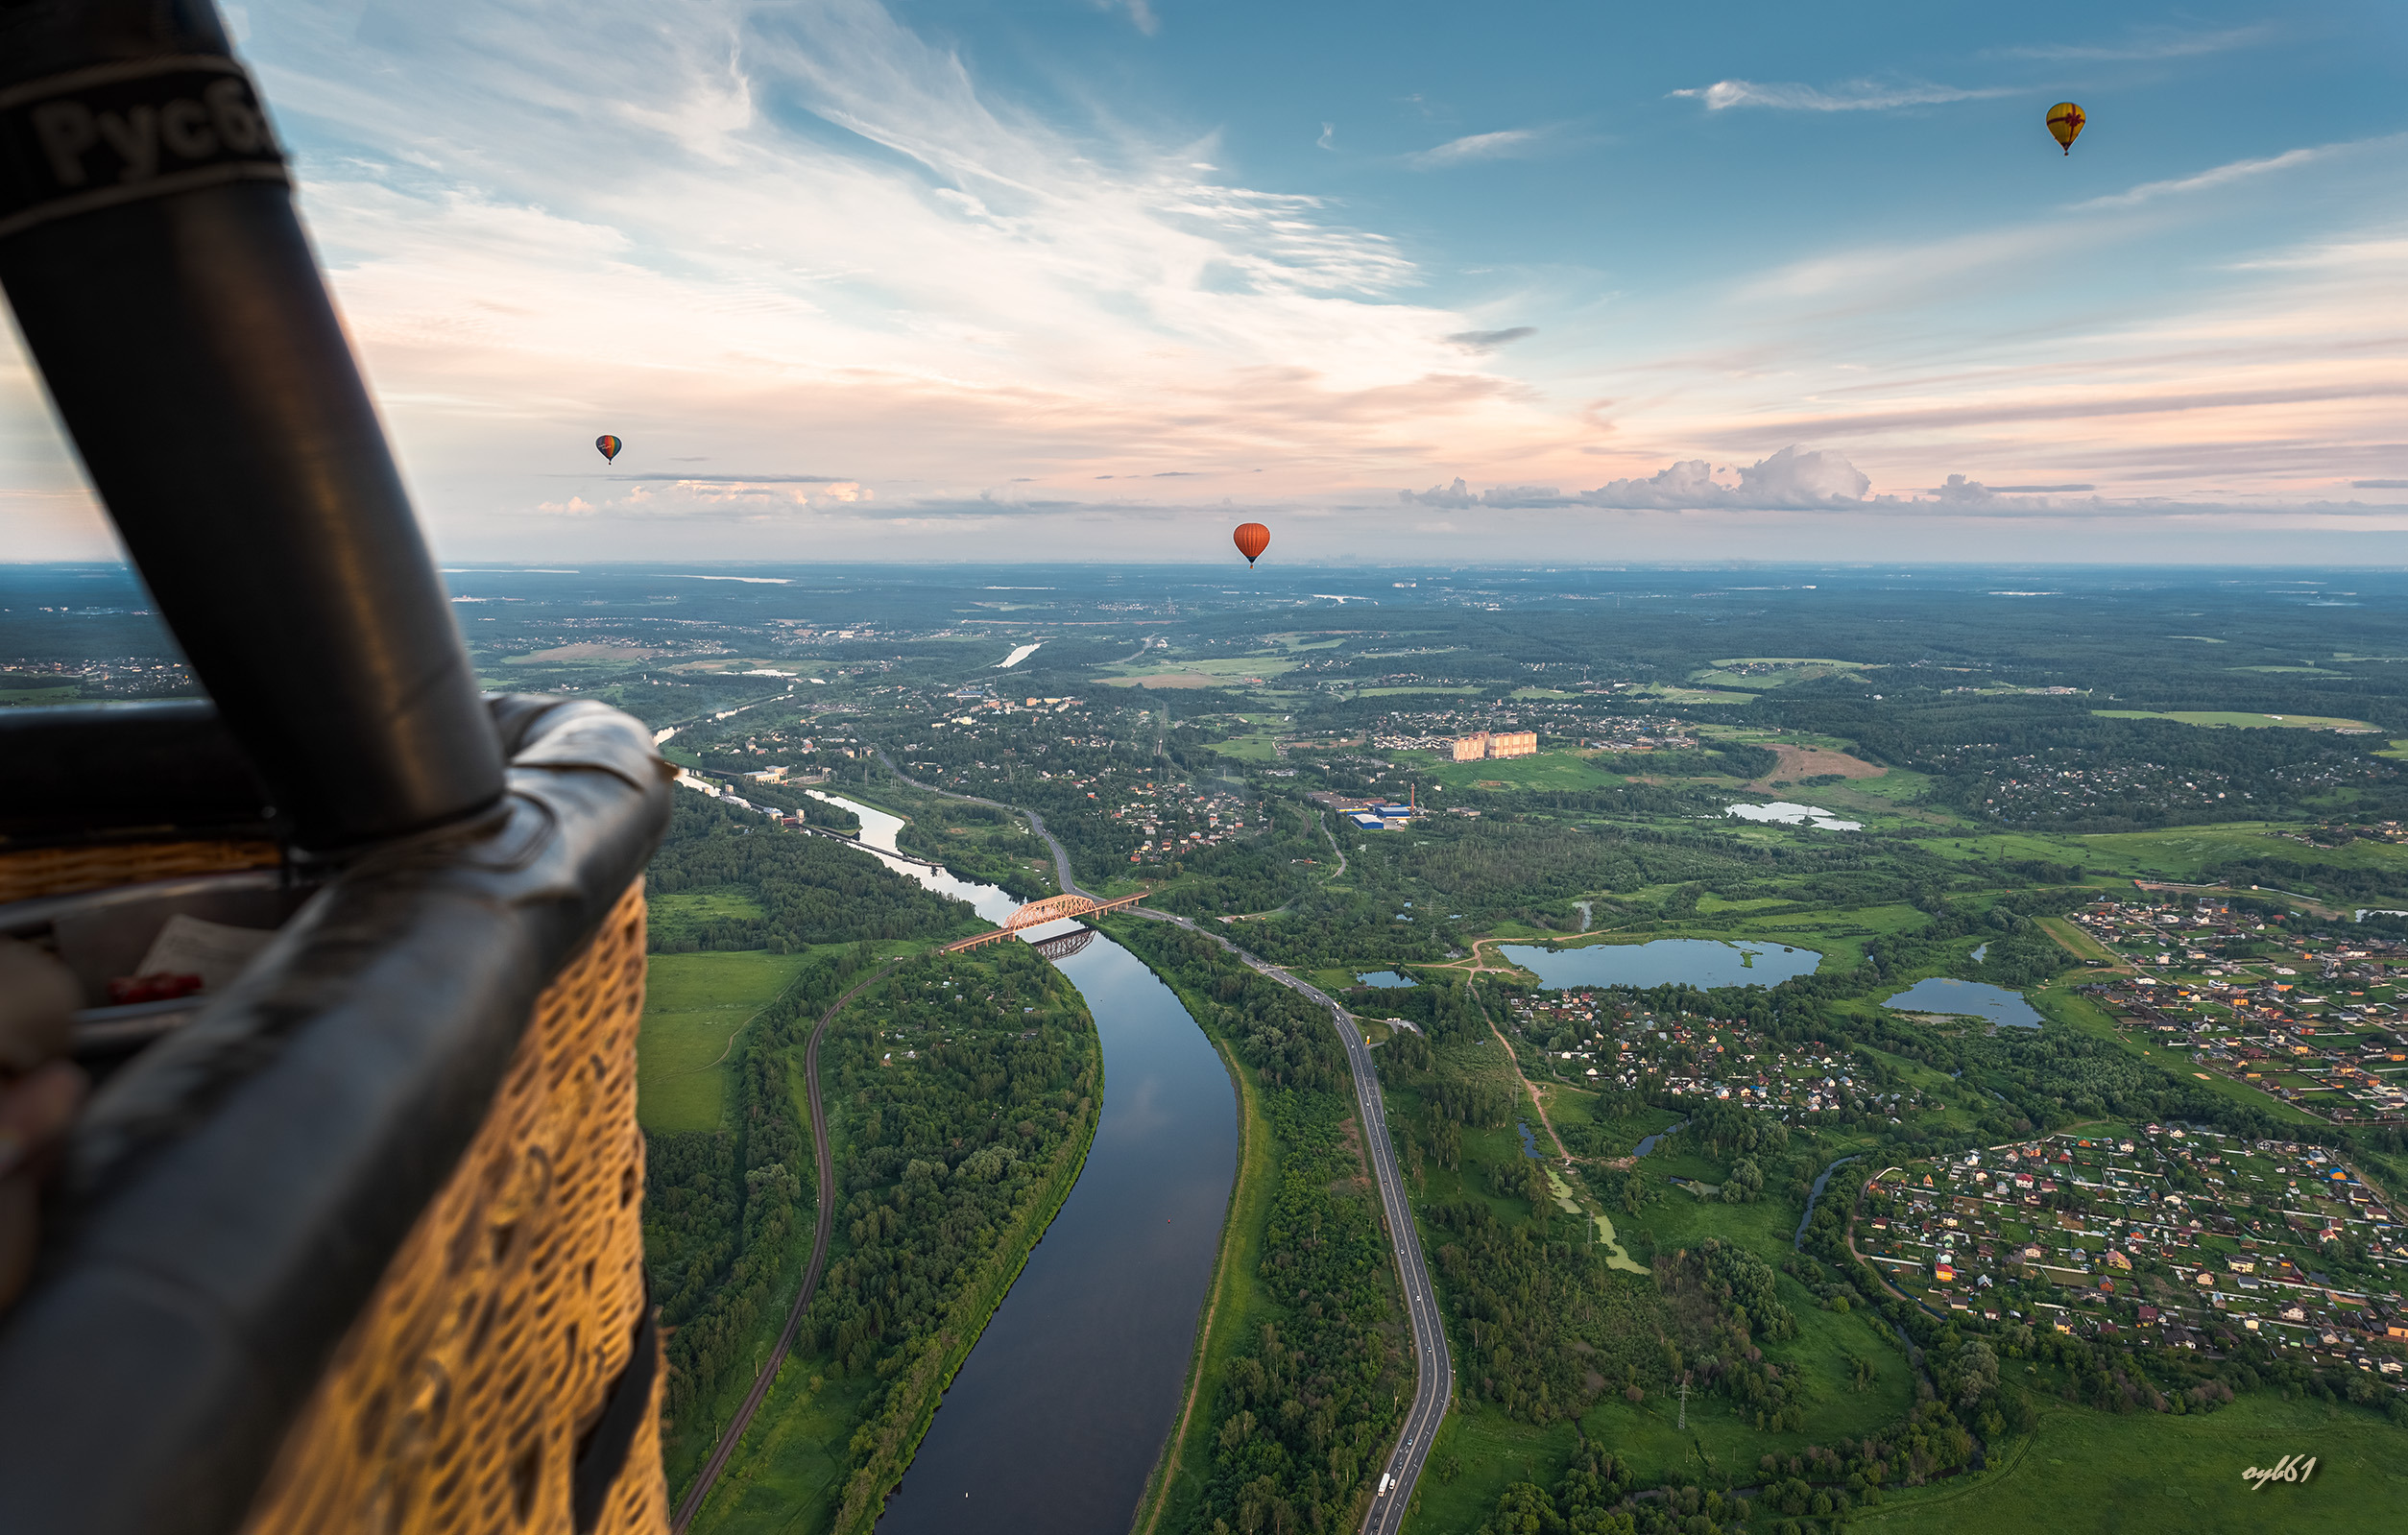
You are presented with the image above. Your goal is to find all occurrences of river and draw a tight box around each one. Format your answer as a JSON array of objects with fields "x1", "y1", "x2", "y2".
[{"x1": 810, "y1": 794, "x2": 1239, "y2": 1535}]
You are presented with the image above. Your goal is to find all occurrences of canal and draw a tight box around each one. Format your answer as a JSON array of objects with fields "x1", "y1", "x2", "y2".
[{"x1": 811, "y1": 795, "x2": 1239, "y2": 1535}]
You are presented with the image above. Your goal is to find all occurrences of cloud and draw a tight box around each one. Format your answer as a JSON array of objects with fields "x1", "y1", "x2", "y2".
[
  {"x1": 1095, "y1": 0, "x2": 1159, "y2": 36},
  {"x1": 1316, "y1": 122, "x2": 1335, "y2": 151},
  {"x1": 1923, "y1": 474, "x2": 2095, "y2": 507},
  {"x1": 2355, "y1": 480, "x2": 2408, "y2": 490},
  {"x1": 607, "y1": 472, "x2": 846, "y2": 483},
  {"x1": 2073, "y1": 144, "x2": 2345, "y2": 211},
  {"x1": 1672, "y1": 79, "x2": 2011, "y2": 111},
  {"x1": 1408, "y1": 129, "x2": 1544, "y2": 168},
  {"x1": 1397, "y1": 478, "x2": 1564, "y2": 509},
  {"x1": 1578, "y1": 446, "x2": 1870, "y2": 509},
  {"x1": 1399, "y1": 477, "x2": 1478, "y2": 508},
  {"x1": 1993, "y1": 25, "x2": 2270, "y2": 62},
  {"x1": 1446, "y1": 326, "x2": 1536, "y2": 351},
  {"x1": 1402, "y1": 448, "x2": 1875, "y2": 512}
]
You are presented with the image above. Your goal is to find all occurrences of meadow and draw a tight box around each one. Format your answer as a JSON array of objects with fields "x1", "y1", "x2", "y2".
[
  {"x1": 2092, "y1": 709, "x2": 2376, "y2": 732},
  {"x1": 1856, "y1": 1393, "x2": 2407, "y2": 1535},
  {"x1": 637, "y1": 948, "x2": 813, "y2": 1132}
]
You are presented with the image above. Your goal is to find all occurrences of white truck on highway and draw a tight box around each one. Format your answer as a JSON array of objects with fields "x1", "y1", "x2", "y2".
[{"x1": 1378, "y1": 1473, "x2": 1393, "y2": 1497}]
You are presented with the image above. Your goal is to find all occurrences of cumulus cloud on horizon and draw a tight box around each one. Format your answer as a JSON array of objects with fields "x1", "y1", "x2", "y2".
[
  {"x1": 1401, "y1": 446, "x2": 1872, "y2": 511},
  {"x1": 1577, "y1": 445, "x2": 1871, "y2": 508}
]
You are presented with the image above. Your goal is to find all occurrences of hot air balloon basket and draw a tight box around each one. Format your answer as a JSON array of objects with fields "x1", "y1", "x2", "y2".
[
  {"x1": 236, "y1": 879, "x2": 667, "y2": 1535},
  {"x1": 0, "y1": 697, "x2": 674, "y2": 1535},
  {"x1": 0, "y1": 836, "x2": 283, "y2": 906},
  {"x1": 0, "y1": 827, "x2": 669, "y2": 1535}
]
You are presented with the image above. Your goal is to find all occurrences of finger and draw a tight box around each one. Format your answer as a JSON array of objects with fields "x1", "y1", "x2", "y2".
[
  {"x1": 0, "y1": 940, "x2": 79, "y2": 1072},
  {"x1": 0, "y1": 1062, "x2": 87, "y2": 1180}
]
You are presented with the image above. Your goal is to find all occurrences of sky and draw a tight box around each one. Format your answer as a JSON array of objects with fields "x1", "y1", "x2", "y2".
[{"x1": 4, "y1": 0, "x2": 2406, "y2": 564}]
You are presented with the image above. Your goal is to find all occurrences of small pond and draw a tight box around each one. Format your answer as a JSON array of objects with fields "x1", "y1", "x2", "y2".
[
  {"x1": 1726, "y1": 801, "x2": 1863, "y2": 831},
  {"x1": 1884, "y1": 976, "x2": 2043, "y2": 1029},
  {"x1": 1503, "y1": 938, "x2": 1821, "y2": 991},
  {"x1": 1356, "y1": 971, "x2": 1418, "y2": 989}
]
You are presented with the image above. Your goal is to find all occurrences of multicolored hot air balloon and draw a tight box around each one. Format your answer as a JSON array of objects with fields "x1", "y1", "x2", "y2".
[
  {"x1": 1233, "y1": 522, "x2": 1270, "y2": 566},
  {"x1": 2046, "y1": 103, "x2": 2085, "y2": 156},
  {"x1": 595, "y1": 434, "x2": 622, "y2": 464}
]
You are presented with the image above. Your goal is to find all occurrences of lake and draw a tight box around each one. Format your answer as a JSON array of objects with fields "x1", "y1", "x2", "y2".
[
  {"x1": 1726, "y1": 801, "x2": 1863, "y2": 831},
  {"x1": 1884, "y1": 976, "x2": 2044, "y2": 1029},
  {"x1": 810, "y1": 797, "x2": 1240, "y2": 1535},
  {"x1": 1502, "y1": 938, "x2": 1822, "y2": 991},
  {"x1": 1356, "y1": 971, "x2": 1417, "y2": 989}
]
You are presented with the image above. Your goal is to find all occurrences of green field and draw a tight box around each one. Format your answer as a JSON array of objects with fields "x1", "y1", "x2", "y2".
[
  {"x1": 2076, "y1": 824, "x2": 2408, "y2": 880},
  {"x1": 649, "y1": 887, "x2": 768, "y2": 947},
  {"x1": 1102, "y1": 655, "x2": 1300, "y2": 684},
  {"x1": 637, "y1": 949, "x2": 812, "y2": 1132},
  {"x1": 682, "y1": 1368, "x2": 876, "y2": 1535},
  {"x1": 2092, "y1": 709, "x2": 2375, "y2": 732},
  {"x1": 1405, "y1": 749, "x2": 1635, "y2": 793},
  {"x1": 1857, "y1": 1394, "x2": 2407, "y2": 1535},
  {"x1": 1406, "y1": 1408, "x2": 1580, "y2": 1532}
]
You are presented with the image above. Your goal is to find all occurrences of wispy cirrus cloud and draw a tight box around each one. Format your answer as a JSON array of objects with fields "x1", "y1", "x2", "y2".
[
  {"x1": 1992, "y1": 25, "x2": 2271, "y2": 62},
  {"x1": 2071, "y1": 140, "x2": 2387, "y2": 210},
  {"x1": 1446, "y1": 326, "x2": 1536, "y2": 351},
  {"x1": 1407, "y1": 128, "x2": 1546, "y2": 168},
  {"x1": 1671, "y1": 79, "x2": 2011, "y2": 111}
]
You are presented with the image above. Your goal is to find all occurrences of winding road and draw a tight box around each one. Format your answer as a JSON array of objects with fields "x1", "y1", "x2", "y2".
[{"x1": 868, "y1": 753, "x2": 1451, "y2": 1532}]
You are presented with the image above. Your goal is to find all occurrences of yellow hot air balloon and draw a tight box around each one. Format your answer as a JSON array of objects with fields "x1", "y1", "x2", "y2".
[{"x1": 2046, "y1": 102, "x2": 2085, "y2": 156}]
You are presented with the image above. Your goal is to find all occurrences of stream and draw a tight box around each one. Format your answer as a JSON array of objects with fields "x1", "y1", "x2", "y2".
[
  {"x1": 1794, "y1": 1155, "x2": 1862, "y2": 1250},
  {"x1": 808, "y1": 794, "x2": 1240, "y2": 1535}
]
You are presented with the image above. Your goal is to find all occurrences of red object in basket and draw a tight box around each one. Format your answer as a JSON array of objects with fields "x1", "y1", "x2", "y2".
[{"x1": 107, "y1": 972, "x2": 205, "y2": 1005}]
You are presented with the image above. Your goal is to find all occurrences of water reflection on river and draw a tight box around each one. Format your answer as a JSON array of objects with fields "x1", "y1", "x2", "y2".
[{"x1": 809, "y1": 796, "x2": 1239, "y2": 1535}]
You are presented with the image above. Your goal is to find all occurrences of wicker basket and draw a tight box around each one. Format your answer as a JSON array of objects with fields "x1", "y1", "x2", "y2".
[
  {"x1": 233, "y1": 877, "x2": 663, "y2": 1535},
  {"x1": 0, "y1": 699, "x2": 673, "y2": 1535}
]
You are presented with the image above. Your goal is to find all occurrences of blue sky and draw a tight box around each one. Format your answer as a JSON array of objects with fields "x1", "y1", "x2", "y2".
[{"x1": 3, "y1": 0, "x2": 2404, "y2": 563}]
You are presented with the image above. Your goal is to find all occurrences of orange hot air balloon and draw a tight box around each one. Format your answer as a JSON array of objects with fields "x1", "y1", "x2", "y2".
[
  {"x1": 2046, "y1": 102, "x2": 2084, "y2": 156},
  {"x1": 595, "y1": 434, "x2": 622, "y2": 464},
  {"x1": 1233, "y1": 522, "x2": 1270, "y2": 566}
]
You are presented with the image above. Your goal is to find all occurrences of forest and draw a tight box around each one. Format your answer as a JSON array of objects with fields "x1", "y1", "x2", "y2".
[
  {"x1": 777, "y1": 942, "x2": 1099, "y2": 1530},
  {"x1": 1109, "y1": 919, "x2": 1409, "y2": 1535},
  {"x1": 645, "y1": 794, "x2": 980, "y2": 952}
]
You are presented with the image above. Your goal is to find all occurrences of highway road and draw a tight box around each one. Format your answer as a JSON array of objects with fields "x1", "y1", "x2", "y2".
[
  {"x1": 669, "y1": 957, "x2": 905, "y2": 1532},
  {"x1": 870, "y1": 752, "x2": 1454, "y2": 1530},
  {"x1": 1131, "y1": 910, "x2": 1452, "y2": 1535}
]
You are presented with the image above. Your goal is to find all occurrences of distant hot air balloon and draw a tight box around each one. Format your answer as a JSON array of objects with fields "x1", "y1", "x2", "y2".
[
  {"x1": 2046, "y1": 103, "x2": 2085, "y2": 156},
  {"x1": 1233, "y1": 522, "x2": 1270, "y2": 566},
  {"x1": 595, "y1": 434, "x2": 622, "y2": 464}
]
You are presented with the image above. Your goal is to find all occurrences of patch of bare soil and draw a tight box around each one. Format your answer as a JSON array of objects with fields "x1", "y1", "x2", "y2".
[{"x1": 1755, "y1": 743, "x2": 1886, "y2": 787}]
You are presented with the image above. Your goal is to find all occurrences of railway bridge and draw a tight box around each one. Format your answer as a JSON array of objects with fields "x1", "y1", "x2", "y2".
[{"x1": 945, "y1": 888, "x2": 1150, "y2": 950}]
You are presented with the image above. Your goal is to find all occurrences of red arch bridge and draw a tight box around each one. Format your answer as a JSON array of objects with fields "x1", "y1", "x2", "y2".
[{"x1": 943, "y1": 889, "x2": 1150, "y2": 951}]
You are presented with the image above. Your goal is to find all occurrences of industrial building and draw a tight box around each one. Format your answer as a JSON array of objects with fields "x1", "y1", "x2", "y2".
[{"x1": 1451, "y1": 730, "x2": 1538, "y2": 761}]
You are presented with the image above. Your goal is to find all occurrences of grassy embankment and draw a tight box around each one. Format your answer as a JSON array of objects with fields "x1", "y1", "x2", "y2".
[
  {"x1": 1123, "y1": 947, "x2": 1281, "y2": 1535},
  {"x1": 1856, "y1": 1392, "x2": 2407, "y2": 1535}
]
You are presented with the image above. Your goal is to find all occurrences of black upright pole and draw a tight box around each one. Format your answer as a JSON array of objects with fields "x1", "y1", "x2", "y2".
[{"x1": 0, "y1": 0, "x2": 502, "y2": 850}]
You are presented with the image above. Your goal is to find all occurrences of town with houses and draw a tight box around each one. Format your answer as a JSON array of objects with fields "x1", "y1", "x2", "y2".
[
  {"x1": 1501, "y1": 990, "x2": 1938, "y2": 1119},
  {"x1": 2066, "y1": 895, "x2": 2407, "y2": 1123},
  {"x1": 1855, "y1": 1126, "x2": 2406, "y2": 1379}
]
